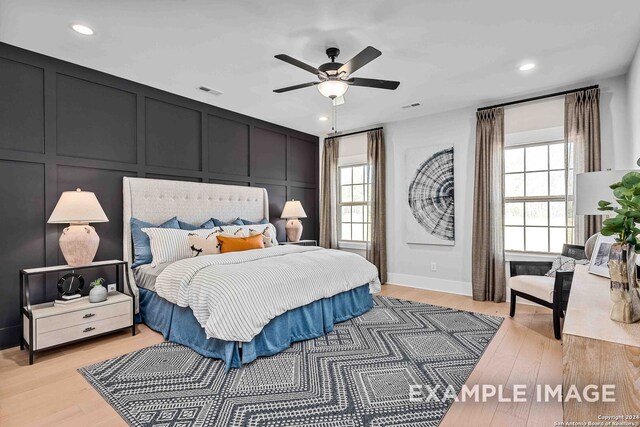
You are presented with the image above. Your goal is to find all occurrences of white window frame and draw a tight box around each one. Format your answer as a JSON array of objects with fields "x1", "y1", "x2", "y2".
[
  {"x1": 503, "y1": 139, "x2": 574, "y2": 254},
  {"x1": 338, "y1": 164, "x2": 371, "y2": 247}
]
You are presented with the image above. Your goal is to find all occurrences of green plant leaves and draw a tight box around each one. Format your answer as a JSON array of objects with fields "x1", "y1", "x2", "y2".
[{"x1": 622, "y1": 172, "x2": 640, "y2": 188}]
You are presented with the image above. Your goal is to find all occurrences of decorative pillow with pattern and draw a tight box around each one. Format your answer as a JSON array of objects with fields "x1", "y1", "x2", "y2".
[
  {"x1": 219, "y1": 223, "x2": 278, "y2": 247},
  {"x1": 142, "y1": 227, "x2": 221, "y2": 266},
  {"x1": 545, "y1": 255, "x2": 589, "y2": 277},
  {"x1": 188, "y1": 229, "x2": 224, "y2": 256}
]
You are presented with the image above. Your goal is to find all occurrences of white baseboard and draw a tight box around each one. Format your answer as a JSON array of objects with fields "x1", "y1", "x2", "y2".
[
  {"x1": 385, "y1": 272, "x2": 539, "y2": 306},
  {"x1": 386, "y1": 272, "x2": 472, "y2": 296}
]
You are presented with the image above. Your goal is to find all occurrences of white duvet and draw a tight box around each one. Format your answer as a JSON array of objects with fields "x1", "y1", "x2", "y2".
[{"x1": 153, "y1": 245, "x2": 381, "y2": 342}]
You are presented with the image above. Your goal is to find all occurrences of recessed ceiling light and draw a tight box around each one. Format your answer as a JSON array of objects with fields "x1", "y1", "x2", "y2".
[
  {"x1": 319, "y1": 116, "x2": 329, "y2": 121},
  {"x1": 519, "y1": 63, "x2": 536, "y2": 71},
  {"x1": 72, "y1": 24, "x2": 94, "y2": 36}
]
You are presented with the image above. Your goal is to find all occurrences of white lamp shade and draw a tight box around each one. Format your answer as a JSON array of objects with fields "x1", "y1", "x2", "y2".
[
  {"x1": 48, "y1": 188, "x2": 109, "y2": 224},
  {"x1": 317, "y1": 80, "x2": 349, "y2": 99},
  {"x1": 281, "y1": 200, "x2": 307, "y2": 219},
  {"x1": 575, "y1": 170, "x2": 634, "y2": 215}
]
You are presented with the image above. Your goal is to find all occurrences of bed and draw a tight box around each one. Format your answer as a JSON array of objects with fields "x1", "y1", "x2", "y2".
[{"x1": 122, "y1": 177, "x2": 380, "y2": 369}]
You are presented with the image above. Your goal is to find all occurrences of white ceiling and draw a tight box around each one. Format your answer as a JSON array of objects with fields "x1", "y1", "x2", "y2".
[{"x1": 1, "y1": 0, "x2": 640, "y2": 136}]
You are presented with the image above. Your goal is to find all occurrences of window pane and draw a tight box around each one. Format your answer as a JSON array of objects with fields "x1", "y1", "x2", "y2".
[
  {"x1": 549, "y1": 202, "x2": 566, "y2": 226},
  {"x1": 525, "y1": 202, "x2": 548, "y2": 226},
  {"x1": 505, "y1": 202, "x2": 524, "y2": 226},
  {"x1": 352, "y1": 224, "x2": 364, "y2": 241},
  {"x1": 550, "y1": 228, "x2": 566, "y2": 253},
  {"x1": 341, "y1": 223, "x2": 351, "y2": 241},
  {"x1": 505, "y1": 148, "x2": 524, "y2": 173},
  {"x1": 526, "y1": 227, "x2": 549, "y2": 252},
  {"x1": 341, "y1": 206, "x2": 351, "y2": 222},
  {"x1": 526, "y1": 172, "x2": 548, "y2": 196},
  {"x1": 505, "y1": 226, "x2": 524, "y2": 251},
  {"x1": 341, "y1": 167, "x2": 352, "y2": 185},
  {"x1": 549, "y1": 143, "x2": 565, "y2": 170},
  {"x1": 526, "y1": 145, "x2": 548, "y2": 171},
  {"x1": 352, "y1": 166, "x2": 365, "y2": 184},
  {"x1": 567, "y1": 201, "x2": 574, "y2": 226},
  {"x1": 352, "y1": 184, "x2": 365, "y2": 202},
  {"x1": 352, "y1": 205, "x2": 364, "y2": 222},
  {"x1": 549, "y1": 170, "x2": 565, "y2": 196},
  {"x1": 505, "y1": 173, "x2": 524, "y2": 197},
  {"x1": 363, "y1": 205, "x2": 369, "y2": 222},
  {"x1": 341, "y1": 185, "x2": 352, "y2": 203}
]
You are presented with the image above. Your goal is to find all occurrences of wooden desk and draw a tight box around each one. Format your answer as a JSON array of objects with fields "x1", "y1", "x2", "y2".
[{"x1": 563, "y1": 265, "x2": 640, "y2": 421}]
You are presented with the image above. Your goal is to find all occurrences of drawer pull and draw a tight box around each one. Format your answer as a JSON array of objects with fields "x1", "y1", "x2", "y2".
[
  {"x1": 83, "y1": 327, "x2": 95, "y2": 333},
  {"x1": 83, "y1": 313, "x2": 95, "y2": 319}
]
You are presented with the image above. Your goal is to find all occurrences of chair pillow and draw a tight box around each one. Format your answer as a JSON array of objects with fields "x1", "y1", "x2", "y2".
[
  {"x1": 545, "y1": 255, "x2": 589, "y2": 277},
  {"x1": 217, "y1": 234, "x2": 265, "y2": 253},
  {"x1": 131, "y1": 217, "x2": 180, "y2": 267}
]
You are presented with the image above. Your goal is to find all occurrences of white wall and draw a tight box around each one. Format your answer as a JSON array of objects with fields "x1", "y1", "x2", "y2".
[
  {"x1": 384, "y1": 107, "x2": 476, "y2": 295},
  {"x1": 627, "y1": 41, "x2": 640, "y2": 162},
  {"x1": 382, "y1": 74, "x2": 631, "y2": 297}
]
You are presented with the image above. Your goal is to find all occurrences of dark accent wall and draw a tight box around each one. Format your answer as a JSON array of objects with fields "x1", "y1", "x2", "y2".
[{"x1": 0, "y1": 43, "x2": 319, "y2": 349}]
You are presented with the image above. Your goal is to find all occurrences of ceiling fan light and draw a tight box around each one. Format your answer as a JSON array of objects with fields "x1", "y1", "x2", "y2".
[{"x1": 317, "y1": 80, "x2": 349, "y2": 99}]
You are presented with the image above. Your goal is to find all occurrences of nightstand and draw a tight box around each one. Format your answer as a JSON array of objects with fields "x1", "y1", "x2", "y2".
[
  {"x1": 20, "y1": 260, "x2": 135, "y2": 364},
  {"x1": 279, "y1": 240, "x2": 318, "y2": 246}
]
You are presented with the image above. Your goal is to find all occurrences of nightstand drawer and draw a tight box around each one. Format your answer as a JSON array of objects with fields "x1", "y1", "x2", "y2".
[
  {"x1": 37, "y1": 314, "x2": 131, "y2": 349},
  {"x1": 36, "y1": 300, "x2": 131, "y2": 334}
]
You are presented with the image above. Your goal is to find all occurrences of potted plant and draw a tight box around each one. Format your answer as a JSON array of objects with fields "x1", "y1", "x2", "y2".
[
  {"x1": 89, "y1": 277, "x2": 108, "y2": 303},
  {"x1": 598, "y1": 171, "x2": 640, "y2": 323}
]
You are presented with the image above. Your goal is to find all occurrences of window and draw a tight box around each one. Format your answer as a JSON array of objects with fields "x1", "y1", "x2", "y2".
[
  {"x1": 339, "y1": 164, "x2": 371, "y2": 242},
  {"x1": 504, "y1": 141, "x2": 574, "y2": 253}
]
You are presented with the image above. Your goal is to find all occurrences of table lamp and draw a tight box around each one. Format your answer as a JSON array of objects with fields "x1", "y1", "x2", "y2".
[
  {"x1": 47, "y1": 188, "x2": 109, "y2": 266},
  {"x1": 281, "y1": 200, "x2": 307, "y2": 242},
  {"x1": 575, "y1": 170, "x2": 633, "y2": 258}
]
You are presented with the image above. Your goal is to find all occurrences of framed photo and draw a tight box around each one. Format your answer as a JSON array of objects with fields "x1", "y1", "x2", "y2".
[{"x1": 588, "y1": 234, "x2": 616, "y2": 278}]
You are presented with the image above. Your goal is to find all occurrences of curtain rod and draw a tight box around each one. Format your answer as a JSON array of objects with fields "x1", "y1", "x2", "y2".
[
  {"x1": 476, "y1": 84, "x2": 599, "y2": 112},
  {"x1": 324, "y1": 126, "x2": 383, "y2": 140}
]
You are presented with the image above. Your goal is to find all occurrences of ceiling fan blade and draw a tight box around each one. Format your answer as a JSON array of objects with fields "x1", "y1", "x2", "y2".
[
  {"x1": 273, "y1": 81, "x2": 319, "y2": 93},
  {"x1": 274, "y1": 54, "x2": 326, "y2": 77},
  {"x1": 332, "y1": 96, "x2": 345, "y2": 106},
  {"x1": 348, "y1": 77, "x2": 400, "y2": 90},
  {"x1": 337, "y1": 46, "x2": 381, "y2": 76}
]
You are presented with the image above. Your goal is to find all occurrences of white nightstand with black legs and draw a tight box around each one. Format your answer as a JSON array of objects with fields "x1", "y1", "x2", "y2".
[{"x1": 20, "y1": 260, "x2": 135, "y2": 365}]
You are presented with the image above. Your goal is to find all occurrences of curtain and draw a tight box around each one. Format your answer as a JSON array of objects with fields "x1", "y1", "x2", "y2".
[
  {"x1": 566, "y1": 88, "x2": 601, "y2": 244},
  {"x1": 366, "y1": 129, "x2": 387, "y2": 284},
  {"x1": 319, "y1": 137, "x2": 339, "y2": 248},
  {"x1": 472, "y1": 108, "x2": 506, "y2": 302}
]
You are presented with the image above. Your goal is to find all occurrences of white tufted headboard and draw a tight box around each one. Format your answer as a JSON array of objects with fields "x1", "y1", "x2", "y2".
[{"x1": 122, "y1": 177, "x2": 269, "y2": 304}]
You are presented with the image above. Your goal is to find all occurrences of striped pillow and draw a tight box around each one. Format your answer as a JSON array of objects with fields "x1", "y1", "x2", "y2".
[{"x1": 142, "y1": 227, "x2": 221, "y2": 266}]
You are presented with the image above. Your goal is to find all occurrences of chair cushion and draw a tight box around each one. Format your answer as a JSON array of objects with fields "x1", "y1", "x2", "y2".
[{"x1": 509, "y1": 275, "x2": 555, "y2": 303}]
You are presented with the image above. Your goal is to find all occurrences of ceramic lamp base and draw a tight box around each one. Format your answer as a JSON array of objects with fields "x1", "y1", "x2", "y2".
[
  {"x1": 285, "y1": 219, "x2": 303, "y2": 242},
  {"x1": 59, "y1": 224, "x2": 100, "y2": 267}
]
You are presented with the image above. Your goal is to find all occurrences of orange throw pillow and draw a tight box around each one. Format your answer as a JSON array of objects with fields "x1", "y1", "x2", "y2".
[{"x1": 217, "y1": 234, "x2": 265, "y2": 253}]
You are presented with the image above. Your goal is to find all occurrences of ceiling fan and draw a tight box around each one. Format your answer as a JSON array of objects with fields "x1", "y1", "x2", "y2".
[{"x1": 273, "y1": 46, "x2": 400, "y2": 101}]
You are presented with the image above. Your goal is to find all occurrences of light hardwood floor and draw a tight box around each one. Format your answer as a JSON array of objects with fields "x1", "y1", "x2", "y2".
[{"x1": 0, "y1": 285, "x2": 562, "y2": 427}]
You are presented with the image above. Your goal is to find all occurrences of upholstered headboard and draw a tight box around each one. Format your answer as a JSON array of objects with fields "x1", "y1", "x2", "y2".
[{"x1": 122, "y1": 177, "x2": 269, "y2": 304}]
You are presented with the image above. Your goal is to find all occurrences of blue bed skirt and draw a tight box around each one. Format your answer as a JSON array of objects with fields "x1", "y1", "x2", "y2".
[{"x1": 136, "y1": 285, "x2": 373, "y2": 370}]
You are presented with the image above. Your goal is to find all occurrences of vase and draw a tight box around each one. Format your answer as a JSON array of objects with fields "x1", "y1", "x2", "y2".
[
  {"x1": 89, "y1": 284, "x2": 108, "y2": 303},
  {"x1": 607, "y1": 243, "x2": 640, "y2": 323}
]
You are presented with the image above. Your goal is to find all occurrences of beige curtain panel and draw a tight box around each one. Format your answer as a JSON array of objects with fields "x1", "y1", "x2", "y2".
[
  {"x1": 566, "y1": 88, "x2": 602, "y2": 244},
  {"x1": 472, "y1": 108, "x2": 506, "y2": 302},
  {"x1": 367, "y1": 129, "x2": 387, "y2": 284},
  {"x1": 319, "y1": 137, "x2": 340, "y2": 249}
]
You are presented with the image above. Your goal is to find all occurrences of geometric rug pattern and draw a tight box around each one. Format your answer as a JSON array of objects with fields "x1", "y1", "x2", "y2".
[{"x1": 79, "y1": 296, "x2": 502, "y2": 426}]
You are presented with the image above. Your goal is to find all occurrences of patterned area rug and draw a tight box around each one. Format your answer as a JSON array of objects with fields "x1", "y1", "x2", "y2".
[{"x1": 79, "y1": 296, "x2": 502, "y2": 426}]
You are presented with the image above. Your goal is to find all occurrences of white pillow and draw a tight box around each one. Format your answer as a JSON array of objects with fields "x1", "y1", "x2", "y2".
[
  {"x1": 142, "y1": 228, "x2": 215, "y2": 266},
  {"x1": 219, "y1": 223, "x2": 278, "y2": 247}
]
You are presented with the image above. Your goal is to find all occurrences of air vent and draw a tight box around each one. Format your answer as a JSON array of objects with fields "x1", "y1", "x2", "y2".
[
  {"x1": 401, "y1": 102, "x2": 421, "y2": 109},
  {"x1": 198, "y1": 86, "x2": 223, "y2": 96}
]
